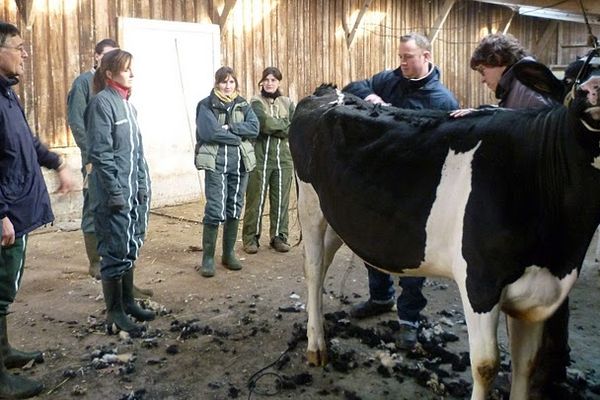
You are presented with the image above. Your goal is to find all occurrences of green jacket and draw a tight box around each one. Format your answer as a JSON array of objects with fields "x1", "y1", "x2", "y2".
[
  {"x1": 67, "y1": 69, "x2": 94, "y2": 164},
  {"x1": 250, "y1": 95, "x2": 295, "y2": 169},
  {"x1": 195, "y1": 90, "x2": 259, "y2": 171}
]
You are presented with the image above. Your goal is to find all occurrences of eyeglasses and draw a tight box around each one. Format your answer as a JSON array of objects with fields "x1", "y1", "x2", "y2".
[
  {"x1": 475, "y1": 65, "x2": 488, "y2": 75},
  {"x1": 1, "y1": 44, "x2": 27, "y2": 54}
]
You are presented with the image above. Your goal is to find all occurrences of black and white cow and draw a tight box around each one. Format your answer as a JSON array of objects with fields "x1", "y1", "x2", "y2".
[{"x1": 289, "y1": 67, "x2": 600, "y2": 399}]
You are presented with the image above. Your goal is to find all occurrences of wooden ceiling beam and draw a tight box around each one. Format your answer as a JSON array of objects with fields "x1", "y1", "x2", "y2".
[
  {"x1": 532, "y1": 19, "x2": 558, "y2": 56},
  {"x1": 14, "y1": 0, "x2": 38, "y2": 29},
  {"x1": 343, "y1": 0, "x2": 372, "y2": 49},
  {"x1": 428, "y1": 0, "x2": 456, "y2": 44},
  {"x1": 210, "y1": 0, "x2": 237, "y2": 29}
]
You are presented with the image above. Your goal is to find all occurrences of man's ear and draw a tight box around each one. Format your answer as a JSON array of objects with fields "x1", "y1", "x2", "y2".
[
  {"x1": 423, "y1": 50, "x2": 432, "y2": 62},
  {"x1": 106, "y1": 70, "x2": 112, "y2": 80}
]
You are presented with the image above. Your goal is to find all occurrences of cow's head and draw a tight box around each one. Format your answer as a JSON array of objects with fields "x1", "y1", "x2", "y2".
[{"x1": 565, "y1": 50, "x2": 600, "y2": 132}]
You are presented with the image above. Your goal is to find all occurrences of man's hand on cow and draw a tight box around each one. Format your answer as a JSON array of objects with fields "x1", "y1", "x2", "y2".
[
  {"x1": 450, "y1": 108, "x2": 477, "y2": 118},
  {"x1": 1, "y1": 216, "x2": 15, "y2": 247},
  {"x1": 364, "y1": 94, "x2": 391, "y2": 106}
]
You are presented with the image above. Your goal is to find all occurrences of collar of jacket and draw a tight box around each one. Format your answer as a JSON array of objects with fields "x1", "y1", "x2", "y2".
[
  {"x1": 0, "y1": 75, "x2": 19, "y2": 99},
  {"x1": 495, "y1": 56, "x2": 537, "y2": 100},
  {"x1": 209, "y1": 89, "x2": 245, "y2": 109},
  {"x1": 393, "y1": 63, "x2": 439, "y2": 90}
]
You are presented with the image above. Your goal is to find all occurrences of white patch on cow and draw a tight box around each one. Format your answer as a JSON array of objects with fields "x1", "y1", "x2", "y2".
[
  {"x1": 328, "y1": 89, "x2": 344, "y2": 106},
  {"x1": 502, "y1": 265, "x2": 578, "y2": 321},
  {"x1": 592, "y1": 154, "x2": 600, "y2": 170},
  {"x1": 415, "y1": 141, "x2": 482, "y2": 278}
]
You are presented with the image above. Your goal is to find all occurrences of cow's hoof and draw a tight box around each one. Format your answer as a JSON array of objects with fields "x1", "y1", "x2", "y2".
[{"x1": 307, "y1": 350, "x2": 328, "y2": 366}]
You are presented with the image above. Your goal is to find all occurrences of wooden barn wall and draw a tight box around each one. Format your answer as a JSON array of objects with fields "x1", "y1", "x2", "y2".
[{"x1": 0, "y1": 0, "x2": 598, "y2": 149}]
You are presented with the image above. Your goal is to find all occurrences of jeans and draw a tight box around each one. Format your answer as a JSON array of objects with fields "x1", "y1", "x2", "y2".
[{"x1": 366, "y1": 263, "x2": 427, "y2": 323}]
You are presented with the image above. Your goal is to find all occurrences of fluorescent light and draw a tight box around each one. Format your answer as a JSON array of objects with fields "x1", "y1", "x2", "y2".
[{"x1": 518, "y1": 5, "x2": 600, "y2": 24}]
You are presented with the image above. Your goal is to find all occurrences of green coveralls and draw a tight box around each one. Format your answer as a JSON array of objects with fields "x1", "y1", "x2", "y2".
[
  {"x1": 242, "y1": 95, "x2": 295, "y2": 246},
  {"x1": 0, "y1": 236, "x2": 27, "y2": 315},
  {"x1": 86, "y1": 86, "x2": 151, "y2": 280},
  {"x1": 67, "y1": 70, "x2": 95, "y2": 234}
]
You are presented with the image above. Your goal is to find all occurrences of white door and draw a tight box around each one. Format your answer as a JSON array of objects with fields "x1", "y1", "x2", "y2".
[{"x1": 118, "y1": 17, "x2": 220, "y2": 207}]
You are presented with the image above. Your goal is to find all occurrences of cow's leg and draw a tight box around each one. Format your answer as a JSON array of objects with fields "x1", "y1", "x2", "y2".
[
  {"x1": 507, "y1": 316, "x2": 544, "y2": 400},
  {"x1": 297, "y1": 180, "x2": 342, "y2": 366},
  {"x1": 461, "y1": 299, "x2": 501, "y2": 400}
]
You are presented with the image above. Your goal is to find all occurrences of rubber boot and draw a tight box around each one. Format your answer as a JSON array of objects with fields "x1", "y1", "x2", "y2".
[
  {"x1": 0, "y1": 316, "x2": 43, "y2": 369},
  {"x1": 122, "y1": 269, "x2": 155, "y2": 322},
  {"x1": 222, "y1": 219, "x2": 243, "y2": 271},
  {"x1": 0, "y1": 351, "x2": 43, "y2": 399},
  {"x1": 200, "y1": 224, "x2": 219, "y2": 277},
  {"x1": 83, "y1": 233, "x2": 101, "y2": 280},
  {"x1": 101, "y1": 278, "x2": 144, "y2": 335}
]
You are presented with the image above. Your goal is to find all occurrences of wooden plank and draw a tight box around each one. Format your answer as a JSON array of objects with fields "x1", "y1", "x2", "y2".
[
  {"x1": 533, "y1": 20, "x2": 558, "y2": 57},
  {"x1": 429, "y1": 0, "x2": 456, "y2": 44},
  {"x1": 345, "y1": 0, "x2": 372, "y2": 49},
  {"x1": 501, "y1": 9, "x2": 517, "y2": 33}
]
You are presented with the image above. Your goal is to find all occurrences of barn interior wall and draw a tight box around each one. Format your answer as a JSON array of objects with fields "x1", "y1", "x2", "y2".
[{"x1": 1, "y1": 0, "x2": 598, "y2": 209}]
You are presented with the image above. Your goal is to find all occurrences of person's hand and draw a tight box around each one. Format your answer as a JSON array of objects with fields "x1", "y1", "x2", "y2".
[
  {"x1": 1, "y1": 217, "x2": 15, "y2": 247},
  {"x1": 450, "y1": 108, "x2": 476, "y2": 118},
  {"x1": 107, "y1": 194, "x2": 126, "y2": 213},
  {"x1": 55, "y1": 166, "x2": 75, "y2": 194},
  {"x1": 137, "y1": 188, "x2": 147, "y2": 204},
  {"x1": 364, "y1": 94, "x2": 390, "y2": 106}
]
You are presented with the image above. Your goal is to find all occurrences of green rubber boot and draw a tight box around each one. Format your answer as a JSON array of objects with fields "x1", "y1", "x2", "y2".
[
  {"x1": 83, "y1": 233, "x2": 101, "y2": 280},
  {"x1": 122, "y1": 269, "x2": 155, "y2": 322},
  {"x1": 101, "y1": 278, "x2": 144, "y2": 336},
  {"x1": 200, "y1": 224, "x2": 219, "y2": 277},
  {"x1": 222, "y1": 219, "x2": 243, "y2": 271},
  {"x1": 0, "y1": 315, "x2": 43, "y2": 369},
  {"x1": 0, "y1": 350, "x2": 43, "y2": 399}
]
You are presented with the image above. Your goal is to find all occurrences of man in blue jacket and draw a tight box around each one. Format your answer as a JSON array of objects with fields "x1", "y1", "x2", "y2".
[
  {"x1": 343, "y1": 33, "x2": 458, "y2": 349},
  {"x1": 0, "y1": 21, "x2": 73, "y2": 398}
]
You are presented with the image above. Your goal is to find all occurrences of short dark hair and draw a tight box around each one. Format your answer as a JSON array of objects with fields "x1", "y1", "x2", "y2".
[
  {"x1": 214, "y1": 66, "x2": 238, "y2": 89},
  {"x1": 470, "y1": 33, "x2": 529, "y2": 70},
  {"x1": 94, "y1": 38, "x2": 119, "y2": 55},
  {"x1": 259, "y1": 67, "x2": 283, "y2": 85},
  {"x1": 93, "y1": 49, "x2": 132, "y2": 93},
  {"x1": 0, "y1": 22, "x2": 20, "y2": 47},
  {"x1": 400, "y1": 33, "x2": 431, "y2": 52}
]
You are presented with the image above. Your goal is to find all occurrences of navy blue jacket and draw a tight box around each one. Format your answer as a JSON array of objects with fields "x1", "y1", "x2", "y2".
[
  {"x1": 343, "y1": 64, "x2": 459, "y2": 111},
  {"x1": 0, "y1": 76, "x2": 60, "y2": 237}
]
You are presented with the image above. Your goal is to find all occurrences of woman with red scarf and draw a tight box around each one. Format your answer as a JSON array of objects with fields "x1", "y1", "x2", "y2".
[{"x1": 85, "y1": 49, "x2": 154, "y2": 335}]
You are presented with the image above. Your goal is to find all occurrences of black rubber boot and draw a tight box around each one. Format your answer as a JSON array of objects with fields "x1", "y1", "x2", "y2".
[
  {"x1": 0, "y1": 315, "x2": 43, "y2": 369},
  {"x1": 101, "y1": 278, "x2": 144, "y2": 335},
  {"x1": 122, "y1": 269, "x2": 155, "y2": 322},
  {"x1": 222, "y1": 219, "x2": 243, "y2": 271},
  {"x1": 0, "y1": 351, "x2": 43, "y2": 399},
  {"x1": 83, "y1": 233, "x2": 101, "y2": 280},
  {"x1": 350, "y1": 299, "x2": 395, "y2": 319},
  {"x1": 200, "y1": 224, "x2": 218, "y2": 277}
]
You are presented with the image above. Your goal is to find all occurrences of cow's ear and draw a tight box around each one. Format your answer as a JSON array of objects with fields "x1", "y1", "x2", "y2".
[{"x1": 512, "y1": 60, "x2": 565, "y2": 102}]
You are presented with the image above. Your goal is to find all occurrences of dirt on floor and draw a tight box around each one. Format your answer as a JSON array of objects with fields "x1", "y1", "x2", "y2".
[{"x1": 9, "y1": 201, "x2": 600, "y2": 400}]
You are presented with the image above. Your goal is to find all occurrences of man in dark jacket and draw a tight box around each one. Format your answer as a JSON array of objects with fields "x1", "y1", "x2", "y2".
[
  {"x1": 0, "y1": 21, "x2": 73, "y2": 398},
  {"x1": 343, "y1": 33, "x2": 459, "y2": 349}
]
